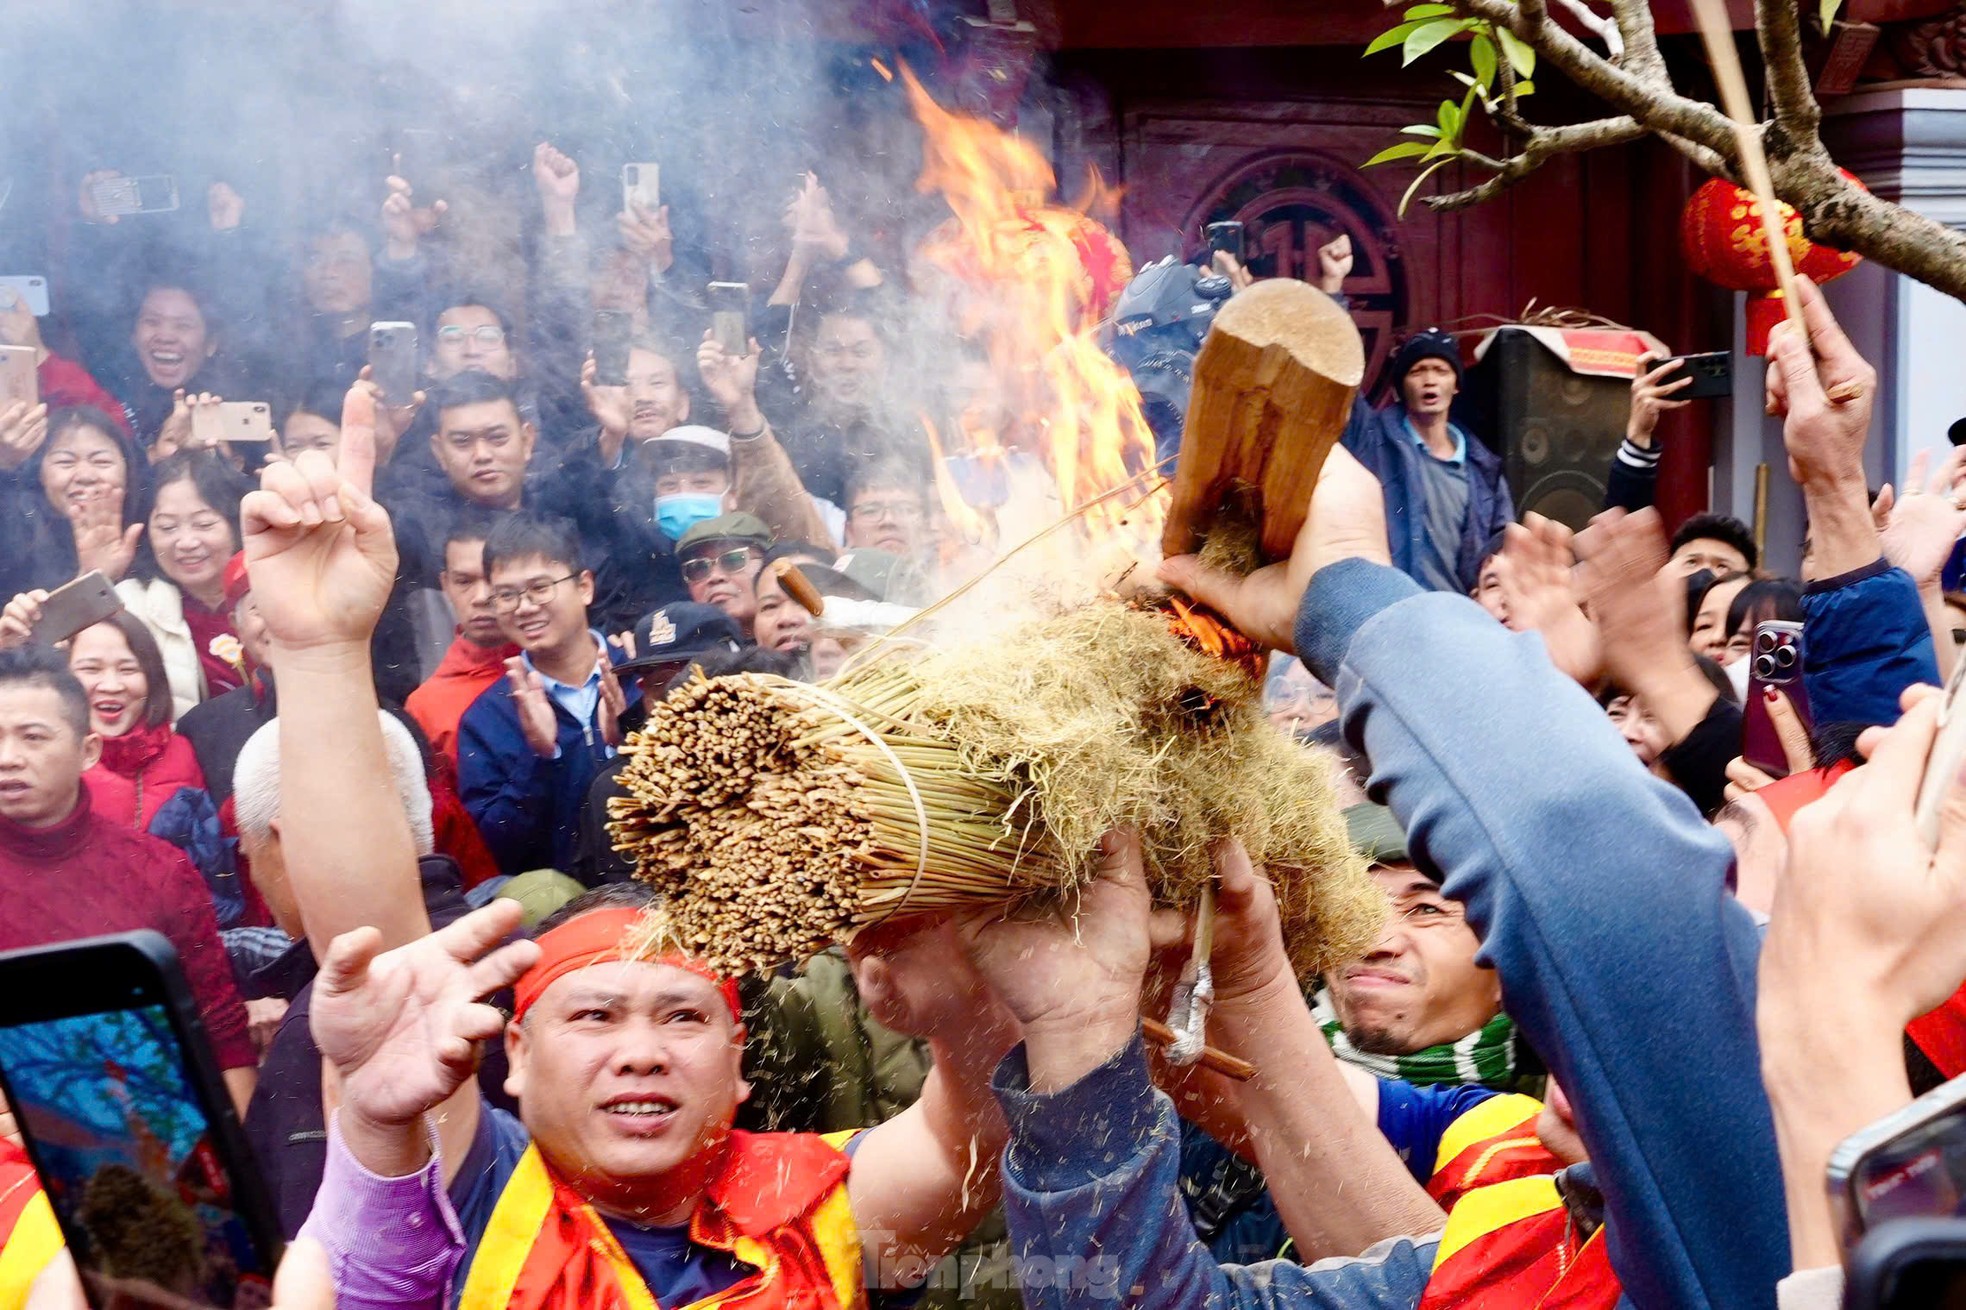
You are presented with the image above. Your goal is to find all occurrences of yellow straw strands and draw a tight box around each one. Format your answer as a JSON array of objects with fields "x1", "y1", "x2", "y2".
[{"x1": 609, "y1": 602, "x2": 1384, "y2": 978}]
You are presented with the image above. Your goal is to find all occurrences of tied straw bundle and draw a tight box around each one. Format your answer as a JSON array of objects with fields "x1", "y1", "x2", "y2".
[{"x1": 608, "y1": 600, "x2": 1384, "y2": 980}]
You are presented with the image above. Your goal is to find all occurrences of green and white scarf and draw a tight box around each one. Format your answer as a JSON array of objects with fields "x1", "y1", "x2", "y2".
[{"x1": 1311, "y1": 988, "x2": 1520, "y2": 1089}]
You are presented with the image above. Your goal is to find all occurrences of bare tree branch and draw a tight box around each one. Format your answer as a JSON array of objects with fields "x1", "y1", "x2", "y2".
[
  {"x1": 1756, "y1": 0, "x2": 1823, "y2": 150},
  {"x1": 1608, "y1": 0, "x2": 1670, "y2": 84},
  {"x1": 1424, "y1": 116, "x2": 1648, "y2": 211}
]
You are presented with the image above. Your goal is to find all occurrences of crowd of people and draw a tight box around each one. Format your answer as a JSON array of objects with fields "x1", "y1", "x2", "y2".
[{"x1": 0, "y1": 116, "x2": 1962, "y2": 1310}]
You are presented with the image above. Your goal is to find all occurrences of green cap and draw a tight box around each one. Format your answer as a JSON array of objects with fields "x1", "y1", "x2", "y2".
[
  {"x1": 675, "y1": 511, "x2": 772, "y2": 558},
  {"x1": 1343, "y1": 803, "x2": 1411, "y2": 869},
  {"x1": 500, "y1": 870, "x2": 590, "y2": 930}
]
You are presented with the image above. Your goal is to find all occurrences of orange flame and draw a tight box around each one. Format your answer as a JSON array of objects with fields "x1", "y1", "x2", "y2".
[{"x1": 903, "y1": 66, "x2": 1160, "y2": 555}]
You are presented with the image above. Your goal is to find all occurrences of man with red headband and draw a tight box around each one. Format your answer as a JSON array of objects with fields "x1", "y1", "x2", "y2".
[{"x1": 243, "y1": 388, "x2": 1019, "y2": 1309}]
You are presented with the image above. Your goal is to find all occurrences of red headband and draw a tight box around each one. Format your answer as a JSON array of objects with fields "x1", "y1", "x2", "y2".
[
  {"x1": 512, "y1": 907, "x2": 740, "y2": 1023},
  {"x1": 1756, "y1": 760, "x2": 1856, "y2": 836}
]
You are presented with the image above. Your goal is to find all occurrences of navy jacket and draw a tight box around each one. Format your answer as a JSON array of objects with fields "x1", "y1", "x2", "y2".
[
  {"x1": 996, "y1": 563, "x2": 1783, "y2": 1309},
  {"x1": 1803, "y1": 557, "x2": 1941, "y2": 727},
  {"x1": 1341, "y1": 397, "x2": 1514, "y2": 594},
  {"x1": 457, "y1": 644, "x2": 637, "y2": 876}
]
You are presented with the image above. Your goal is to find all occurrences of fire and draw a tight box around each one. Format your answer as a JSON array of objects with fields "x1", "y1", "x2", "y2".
[{"x1": 902, "y1": 67, "x2": 1161, "y2": 558}]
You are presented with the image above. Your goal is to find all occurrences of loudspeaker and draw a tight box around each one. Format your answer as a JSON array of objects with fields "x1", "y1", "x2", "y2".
[{"x1": 1462, "y1": 328, "x2": 1631, "y2": 532}]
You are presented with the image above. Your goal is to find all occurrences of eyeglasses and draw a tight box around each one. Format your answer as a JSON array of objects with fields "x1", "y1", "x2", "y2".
[
  {"x1": 680, "y1": 547, "x2": 758, "y2": 584},
  {"x1": 490, "y1": 573, "x2": 579, "y2": 612},
  {"x1": 847, "y1": 500, "x2": 923, "y2": 525},
  {"x1": 438, "y1": 325, "x2": 507, "y2": 347}
]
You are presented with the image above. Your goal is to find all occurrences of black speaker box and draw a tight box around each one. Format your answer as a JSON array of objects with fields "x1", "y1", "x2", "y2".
[{"x1": 1459, "y1": 327, "x2": 1631, "y2": 531}]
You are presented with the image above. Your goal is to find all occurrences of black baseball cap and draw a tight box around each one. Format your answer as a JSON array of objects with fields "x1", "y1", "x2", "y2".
[{"x1": 616, "y1": 602, "x2": 744, "y2": 679}]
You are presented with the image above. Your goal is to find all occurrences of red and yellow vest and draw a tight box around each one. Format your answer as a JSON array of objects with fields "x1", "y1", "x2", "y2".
[
  {"x1": 0, "y1": 1140, "x2": 63, "y2": 1310},
  {"x1": 1418, "y1": 1096, "x2": 1621, "y2": 1310},
  {"x1": 458, "y1": 1129, "x2": 865, "y2": 1310}
]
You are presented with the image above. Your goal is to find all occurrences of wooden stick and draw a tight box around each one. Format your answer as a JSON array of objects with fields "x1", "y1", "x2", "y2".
[
  {"x1": 1141, "y1": 1016, "x2": 1257, "y2": 1082},
  {"x1": 1687, "y1": 0, "x2": 1808, "y2": 345}
]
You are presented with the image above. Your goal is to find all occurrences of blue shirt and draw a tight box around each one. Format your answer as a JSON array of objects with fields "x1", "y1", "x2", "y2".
[
  {"x1": 1402, "y1": 418, "x2": 1472, "y2": 593},
  {"x1": 1376, "y1": 1079, "x2": 1500, "y2": 1182},
  {"x1": 524, "y1": 632, "x2": 612, "y2": 763}
]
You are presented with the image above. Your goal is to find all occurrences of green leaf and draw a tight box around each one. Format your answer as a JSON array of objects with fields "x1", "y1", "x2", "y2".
[
  {"x1": 1459, "y1": 83, "x2": 1480, "y2": 134},
  {"x1": 1404, "y1": 3, "x2": 1457, "y2": 17},
  {"x1": 1364, "y1": 140, "x2": 1440, "y2": 167},
  {"x1": 1513, "y1": 79, "x2": 1535, "y2": 96},
  {"x1": 1399, "y1": 159, "x2": 1455, "y2": 218},
  {"x1": 1437, "y1": 98, "x2": 1462, "y2": 137},
  {"x1": 1401, "y1": 124, "x2": 1445, "y2": 138},
  {"x1": 1364, "y1": 20, "x2": 1426, "y2": 57},
  {"x1": 1819, "y1": 0, "x2": 1842, "y2": 29},
  {"x1": 1422, "y1": 137, "x2": 1463, "y2": 161},
  {"x1": 1470, "y1": 33, "x2": 1497, "y2": 90},
  {"x1": 1496, "y1": 26, "x2": 1536, "y2": 78},
  {"x1": 1404, "y1": 17, "x2": 1475, "y2": 64}
]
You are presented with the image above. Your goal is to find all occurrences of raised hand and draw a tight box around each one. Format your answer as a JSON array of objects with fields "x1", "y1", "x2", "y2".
[
  {"x1": 311, "y1": 901, "x2": 540, "y2": 1131},
  {"x1": 207, "y1": 181, "x2": 246, "y2": 232},
  {"x1": 1875, "y1": 447, "x2": 1966, "y2": 589},
  {"x1": 0, "y1": 590, "x2": 46, "y2": 651},
  {"x1": 532, "y1": 142, "x2": 579, "y2": 238},
  {"x1": 0, "y1": 286, "x2": 45, "y2": 358},
  {"x1": 152, "y1": 390, "x2": 222, "y2": 461},
  {"x1": 1574, "y1": 509, "x2": 1685, "y2": 686},
  {"x1": 1316, "y1": 233, "x2": 1353, "y2": 295},
  {"x1": 381, "y1": 174, "x2": 446, "y2": 261},
  {"x1": 0, "y1": 401, "x2": 48, "y2": 473},
  {"x1": 1500, "y1": 513, "x2": 1602, "y2": 686},
  {"x1": 1627, "y1": 354, "x2": 1693, "y2": 449},
  {"x1": 695, "y1": 330, "x2": 761, "y2": 415},
  {"x1": 1764, "y1": 275, "x2": 1875, "y2": 490},
  {"x1": 616, "y1": 202, "x2": 674, "y2": 274},
  {"x1": 959, "y1": 830, "x2": 1153, "y2": 1090},
  {"x1": 786, "y1": 175, "x2": 849, "y2": 263},
  {"x1": 66, "y1": 494, "x2": 142, "y2": 583},
  {"x1": 580, "y1": 354, "x2": 633, "y2": 453},
  {"x1": 78, "y1": 169, "x2": 122, "y2": 225},
  {"x1": 240, "y1": 384, "x2": 397, "y2": 653},
  {"x1": 352, "y1": 369, "x2": 417, "y2": 467},
  {"x1": 597, "y1": 653, "x2": 627, "y2": 748},
  {"x1": 1158, "y1": 443, "x2": 1389, "y2": 657},
  {"x1": 504, "y1": 656, "x2": 560, "y2": 757}
]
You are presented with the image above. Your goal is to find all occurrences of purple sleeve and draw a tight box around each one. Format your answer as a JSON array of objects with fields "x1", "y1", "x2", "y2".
[
  {"x1": 156, "y1": 844, "x2": 254, "y2": 1069},
  {"x1": 297, "y1": 1113, "x2": 465, "y2": 1310}
]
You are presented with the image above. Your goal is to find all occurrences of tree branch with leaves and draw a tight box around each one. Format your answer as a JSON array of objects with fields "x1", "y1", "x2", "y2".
[{"x1": 1362, "y1": 0, "x2": 1966, "y2": 302}]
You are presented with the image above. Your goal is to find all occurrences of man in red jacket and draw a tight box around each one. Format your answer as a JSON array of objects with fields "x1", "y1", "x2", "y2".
[
  {"x1": 0, "y1": 642, "x2": 254, "y2": 1109},
  {"x1": 405, "y1": 511, "x2": 517, "y2": 770}
]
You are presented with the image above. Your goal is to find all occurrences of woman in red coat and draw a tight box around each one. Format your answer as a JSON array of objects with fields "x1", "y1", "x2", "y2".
[{"x1": 71, "y1": 610, "x2": 206, "y2": 827}]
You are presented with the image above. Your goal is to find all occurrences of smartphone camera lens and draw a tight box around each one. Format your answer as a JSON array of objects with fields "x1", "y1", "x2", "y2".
[
  {"x1": 1773, "y1": 645, "x2": 1797, "y2": 671},
  {"x1": 1754, "y1": 653, "x2": 1778, "y2": 680},
  {"x1": 1755, "y1": 631, "x2": 1776, "y2": 654}
]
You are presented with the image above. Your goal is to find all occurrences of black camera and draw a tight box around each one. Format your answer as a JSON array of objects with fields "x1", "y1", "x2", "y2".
[{"x1": 1106, "y1": 255, "x2": 1235, "y2": 465}]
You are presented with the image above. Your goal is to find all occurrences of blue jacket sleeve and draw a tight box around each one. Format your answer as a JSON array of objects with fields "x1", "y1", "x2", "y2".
[
  {"x1": 1295, "y1": 559, "x2": 1785, "y2": 1310},
  {"x1": 995, "y1": 1037, "x2": 1437, "y2": 1310},
  {"x1": 456, "y1": 697, "x2": 555, "y2": 876},
  {"x1": 1802, "y1": 558, "x2": 1940, "y2": 728}
]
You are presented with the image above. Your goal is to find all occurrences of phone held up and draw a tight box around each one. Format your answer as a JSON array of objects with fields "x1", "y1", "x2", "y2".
[
  {"x1": 0, "y1": 931, "x2": 284, "y2": 1308},
  {"x1": 0, "y1": 343, "x2": 36, "y2": 410},
  {"x1": 1658, "y1": 350, "x2": 1733, "y2": 401},
  {"x1": 622, "y1": 162, "x2": 660, "y2": 216},
  {"x1": 90, "y1": 174, "x2": 180, "y2": 218},
  {"x1": 1204, "y1": 220, "x2": 1246, "y2": 267},
  {"x1": 192, "y1": 401, "x2": 276, "y2": 450},
  {"x1": 1743, "y1": 619, "x2": 1813, "y2": 778},
  {"x1": 31, "y1": 571, "x2": 120, "y2": 646},
  {"x1": 368, "y1": 321, "x2": 418, "y2": 405},
  {"x1": 0, "y1": 275, "x2": 49, "y2": 317},
  {"x1": 593, "y1": 309, "x2": 634, "y2": 387},
  {"x1": 708, "y1": 282, "x2": 750, "y2": 358}
]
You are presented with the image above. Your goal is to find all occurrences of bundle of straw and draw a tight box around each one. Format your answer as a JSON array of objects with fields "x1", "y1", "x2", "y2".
[{"x1": 610, "y1": 600, "x2": 1383, "y2": 978}]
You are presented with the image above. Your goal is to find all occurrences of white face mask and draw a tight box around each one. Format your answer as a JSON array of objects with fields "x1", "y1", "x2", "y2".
[{"x1": 1727, "y1": 656, "x2": 1751, "y2": 703}]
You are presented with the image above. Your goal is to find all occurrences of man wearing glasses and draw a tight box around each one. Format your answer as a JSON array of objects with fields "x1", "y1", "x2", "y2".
[
  {"x1": 673, "y1": 511, "x2": 772, "y2": 637},
  {"x1": 427, "y1": 300, "x2": 518, "y2": 382},
  {"x1": 457, "y1": 513, "x2": 637, "y2": 876}
]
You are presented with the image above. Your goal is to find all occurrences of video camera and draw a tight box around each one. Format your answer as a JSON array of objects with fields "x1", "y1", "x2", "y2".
[{"x1": 1106, "y1": 254, "x2": 1237, "y2": 464}]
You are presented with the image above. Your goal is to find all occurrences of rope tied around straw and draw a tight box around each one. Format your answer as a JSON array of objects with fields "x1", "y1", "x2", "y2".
[{"x1": 759, "y1": 674, "x2": 934, "y2": 926}]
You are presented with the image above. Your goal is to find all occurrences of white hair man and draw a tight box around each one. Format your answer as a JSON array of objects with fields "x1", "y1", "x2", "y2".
[{"x1": 233, "y1": 711, "x2": 435, "y2": 940}]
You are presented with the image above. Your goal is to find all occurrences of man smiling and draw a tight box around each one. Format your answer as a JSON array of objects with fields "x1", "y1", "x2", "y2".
[{"x1": 457, "y1": 514, "x2": 635, "y2": 875}]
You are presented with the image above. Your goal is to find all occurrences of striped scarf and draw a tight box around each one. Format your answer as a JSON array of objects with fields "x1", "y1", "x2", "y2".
[{"x1": 1312, "y1": 989, "x2": 1520, "y2": 1088}]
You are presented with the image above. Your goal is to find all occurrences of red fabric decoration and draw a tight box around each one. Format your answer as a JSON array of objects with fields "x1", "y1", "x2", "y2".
[
  {"x1": 1679, "y1": 175, "x2": 1864, "y2": 355},
  {"x1": 512, "y1": 907, "x2": 739, "y2": 1023}
]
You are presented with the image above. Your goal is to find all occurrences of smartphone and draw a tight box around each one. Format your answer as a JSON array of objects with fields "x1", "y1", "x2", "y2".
[
  {"x1": 1744, "y1": 620, "x2": 1813, "y2": 777},
  {"x1": 1846, "y1": 1217, "x2": 1966, "y2": 1310},
  {"x1": 367, "y1": 321, "x2": 418, "y2": 405},
  {"x1": 90, "y1": 174, "x2": 180, "y2": 218},
  {"x1": 31, "y1": 571, "x2": 120, "y2": 646},
  {"x1": 0, "y1": 275, "x2": 49, "y2": 317},
  {"x1": 0, "y1": 344, "x2": 36, "y2": 409},
  {"x1": 220, "y1": 401, "x2": 274, "y2": 443},
  {"x1": 0, "y1": 931, "x2": 283, "y2": 1307},
  {"x1": 1658, "y1": 350, "x2": 1733, "y2": 401},
  {"x1": 1205, "y1": 221, "x2": 1246, "y2": 265},
  {"x1": 622, "y1": 162, "x2": 660, "y2": 216},
  {"x1": 593, "y1": 309, "x2": 634, "y2": 387},
  {"x1": 708, "y1": 282, "x2": 750, "y2": 358},
  {"x1": 1917, "y1": 649, "x2": 1966, "y2": 848}
]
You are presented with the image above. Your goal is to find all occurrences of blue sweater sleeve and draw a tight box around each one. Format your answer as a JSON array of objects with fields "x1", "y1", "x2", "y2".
[
  {"x1": 1802, "y1": 558, "x2": 1940, "y2": 728},
  {"x1": 1295, "y1": 559, "x2": 1785, "y2": 1310},
  {"x1": 994, "y1": 1037, "x2": 1437, "y2": 1310},
  {"x1": 456, "y1": 695, "x2": 557, "y2": 876}
]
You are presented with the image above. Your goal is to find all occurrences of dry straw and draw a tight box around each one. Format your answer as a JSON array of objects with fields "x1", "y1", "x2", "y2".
[{"x1": 610, "y1": 599, "x2": 1383, "y2": 978}]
